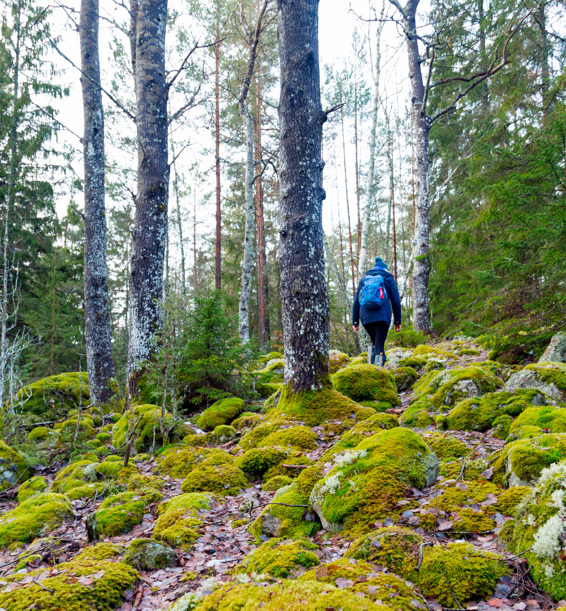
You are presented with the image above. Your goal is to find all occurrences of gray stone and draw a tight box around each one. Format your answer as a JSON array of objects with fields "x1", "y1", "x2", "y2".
[
  {"x1": 386, "y1": 348, "x2": 414, "y2": 367},
  {"x1": 539, "y1": 332, "x2": 566, "y2": 364},
  {"x1": 504, "y1": 366, "x2": 565, "y2": 401},
  {"x1": 125, "y1": 538, "x2": 177, "y2": 571}
]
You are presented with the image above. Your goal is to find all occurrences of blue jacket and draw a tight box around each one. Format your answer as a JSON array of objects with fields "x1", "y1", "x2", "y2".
[{"x1": 352, "y1": 263, "x2": 402, "y2": 327}]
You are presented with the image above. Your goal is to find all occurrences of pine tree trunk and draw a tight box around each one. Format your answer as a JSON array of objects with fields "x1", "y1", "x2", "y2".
[
  {"x1": 278, "y1": 0, "x2": 329, "y2": 391},
  {"x1": 403, "y1": 0, "x2": 432, "y2": 333},
  {"x1": 340, "y1": 102, "x2": 357, "y2": 298},
  {"x1": 214, "y1": 13, "x2": 222, "y2": 290},
  {"x1": 127, "y1": 0, "x2": 169, "y2": 396},
  {"x1": 80, "y1": 0, "x2": 116, "y2": 404}
]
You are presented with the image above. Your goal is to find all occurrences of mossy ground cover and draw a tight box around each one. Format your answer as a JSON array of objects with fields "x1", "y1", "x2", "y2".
[
  {"x1": 234, "y1": 538, "x2": 319, "y2": 578},
  {"x1": 332, "y1": 364, "x2": 400, "y2": 407}
]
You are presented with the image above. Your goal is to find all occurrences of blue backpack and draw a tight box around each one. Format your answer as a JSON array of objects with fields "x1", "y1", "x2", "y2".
[{"x1": 360, "y1": 274, "x2": 388, "y2": 309}]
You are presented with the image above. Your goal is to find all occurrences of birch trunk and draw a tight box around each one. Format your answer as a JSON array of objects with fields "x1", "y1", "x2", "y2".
[
  {"x1": 403, "y1": 0, "x2": 432, "y2": 333},
  {"x1": 80, "y1": 0, "x2": 116, "y2": 404},
  {"x1": 278, "y1": 0, "x2": 329, "y2": 391},
  {"x1": 127, "y1": 0, "x2": 169, "y2": 396}
]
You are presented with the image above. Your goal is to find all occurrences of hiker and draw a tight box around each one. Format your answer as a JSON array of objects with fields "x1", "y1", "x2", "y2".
[{"x1": 352, "y1": 257, "x2": 402, "y2": 366}]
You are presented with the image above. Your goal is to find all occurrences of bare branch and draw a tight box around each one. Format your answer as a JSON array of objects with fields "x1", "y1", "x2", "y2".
[{"x1": 167, "y1": 39, "x2": 223, "y2": 90}]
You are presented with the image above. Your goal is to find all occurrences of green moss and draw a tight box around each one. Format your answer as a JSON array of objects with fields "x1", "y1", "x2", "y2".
[
  {"x1": 232, "y1": 412, "x2": 263, "y2": 432},
  {"x1": 51, "y1": 459, "x2": 98, "y2": 496},
  {"x1": 154, "y1": 493, "x2": 210, "y2": 549},
  {"x1": 11, "y1": 372, "x2": 90, "y2": 423},
  {"x1": 27, "y1": 426, "x2": 51, "y2": 442},
  {"x1": 459, "y1": 348, "x2": 480, "y2": 356},
  {"x1": 522, "y1": 362, "x2": 566, "y2": 394},
  {"x1": 235, "y1": 447, "x2": 287, "y2": 478},
  {"x1": 95, "y1": 460, "x2": 123, "y2": 479},
  {"x1": 249, "y1": 482, "x2": 313, "y2": 541},
  {"x1": 332, "y1": 364, "x2": 400, "y2": 406},
  {"x1": 492, "y1": 414, "x2": 513, "y2": 439},
  {"x1": 261, "y1": 425, "x2": 318, "y2": 451},
  {"x1": 311, "y1": 428, "x2": 438, "y2": 534},
  {"x1": 492, "y1": 433, "x2": 566, "y2": 486},
  {"x1": 95, "y1": 431, "x2": 111, "y2": 444},
  {"x1": 393, "y1": 366, "x2": 418, "y2": 392},
  {"x1": 417, "y1": 542, "x2": 509, "y2": 606},
  {"x1": 0, "y1": 552, "x2": 138, "y2": 610},
  {"x1": 413, "y1": 344, "x2": 458, "y2": 360},
  {"x1": 197, "y1": 398, "x2": 245, "y2": 431},
  {"x1": 124, "y1": 538, "x2": 176, "y2": 570},
  {"x1": 263, "y1": 475, "x2": 293, "y2": 491},
  {"x1": 435, "y1": 414, "x2": 447, "y2": 429},
  {"x1": 399, "y1": 401, "x2": 434, "y2": 427},
  {"x1": 329, "y1": 351, "x2": 350, "y2": 374},
  {"x1": 193, "y1": 579, "x2": 388, "y2": 611},
  {"x1": 414, "y1": 366, "x2": 503, "y2": 409},
  {"x1": 77, "y1": 542, "x2": 124, "y2": 561},
  {"x1": 157, "y1": 446, "x2": 233, "y2": 479},
  {"x1": 425, "y1": 433, "x2": 469, "y2": 459},
  {"x1": 423, "y1": 359, "x2": 446, "y2": 373},
  {"x1": 181, "y1": 463, "x2": 249, "y2": 496},
  {"x1": 210, "y1": 424, "x2": 237, "y2": 444},
  {"x1": 96, "y1": 491, "x2": 161, "y2": 537},
  {"x1": 0, "y1": 440, "x2": 31, "y2": 491},
  {"x1": 300, "y1": 558, "x2": 427, "y2": 611},
  {"x1": 510, "y1": 405, "x2": 566, "y2": 434},
  {"x1": 265, "y1": 454, "x2": 313, "y2": 480},
  {"x1": 398, "y1": 356, "x2": 427, "y2": 370},
  {"x1": 345, "y1": 526, "x2": 422, "y2": 577},
  {"x1": 17, "y1": 475, "x2": 47, "y2": 502},
  {"x1": 496, "y1": 486, "x2": 530, "y2": 515},
  {"x1": 267, "y1": 385, "x2": 375, "y2": 428},
  {"x1": 0, "y1": 493, "x2": 72, "y2": 548},
  {"x1": 234, "y1": 538, "x2": 319, "y2": 578},
  {"x1": 112, "y1": 404, "x2": 189, "y2": 453},
  {"x1": 295, "y1": 465, "x2": 323, "y2": 497}
]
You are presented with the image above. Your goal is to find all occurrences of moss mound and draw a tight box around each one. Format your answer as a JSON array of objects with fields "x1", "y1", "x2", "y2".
[
  {"x1": 112, "y1": 404, "x2": 189, "y2": 453},
  {"x1": 414, "y1": 366, "x2": 502, "y2": 408},
  {"x1": 310, "y1": 428, "x2": 438, "y2": 533},
  {"x1": 398, "y1": 355, "x2": 427, "y2": 370},
  {"x1": 157, "y1": 446, "x2": 233, "y2": 479},
  {"x1": 95, "y1": 491, "x2": 160, "y2": 537},
  {"x1": 124, "y1": 538, "x2": 176, "y2": 570},
  {"x1": 0, "y1": 551, "x2": 138, "y2": 610},
  {"x1": 267, "y1": 385, "x2": 375, "y2": 429},
  {"x1": 332, "y1": 364, "x2": 400, "y2": 407},
  {"x1": 154, "y1": 493, "x2": 210, "y2": 549},
  {"x1": 234, "y1": 538, "x2": 319, "y2": 578},
  {"x1": 399, "y1": 400, "x2": 434, "y2": 427},
  {"x1": 504, "y1": 362, "x2": 566, "y2": 401},
  {"x1": 27, "y1": 426, "x2": 51, "y2": 442},
  {"x1": 263, "y1": 475, "x2": 293, "y2": 491},
  {"x1": 11, "y1": 372, "x2": 90, "y2": 423},
  {"x1": 510, "y1": 405, "x2": 566, "y2": 434},
  {"x1": 392, "y1": 366, "x2": 418, "y2": 392},
  {"x1": 0, "y1": 492, "x2": 72, "y2": 548},
  {"x1": 17, "y1": 475, "x2": 47, "y2": 502},
  {"x1": 425, "y1": 433, "x2": 469, "y2": 459},
  {"x1": 0, "y1": 440, "x2": 31, "y2": 491},
  {"x1": 181, "y1": 463, "x2": 249, "y2": 496},
  {"x1": 197, "y1": 397, "x2": 245, "y2": 431},
  {"x1": 193, "y1": 579, "x2": 389, "y2": 611},
  {"x1": 329, "y1": 351, "x2": 350, "y2": 374}
]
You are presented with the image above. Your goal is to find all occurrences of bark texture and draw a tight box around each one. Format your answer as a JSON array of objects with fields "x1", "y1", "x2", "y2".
[
  {"x1": 278, "y1": 0, "x2": 329, "y2": 391},
  {"x1": 80, "y1": 0, "x2": 116, "y2": 404},
  {"x1": 127, "y1": 0, "x2": 169, "y2": 394},
  {"x1": 214, "y1": 24, "x2": 222, "y2": 290}
]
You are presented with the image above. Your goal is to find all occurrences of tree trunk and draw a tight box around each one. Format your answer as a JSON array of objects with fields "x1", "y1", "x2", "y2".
[
  {"x1": 80, "y1": 0, "x2": 116, "y2": 404},
  {"x1": 214, "y1": 10, "x2": 222, "y2": 290},
  {"x1": 278, "y1": 0, "x2": 329, "y2": 391},
  {"x1": 255, "y1": 61, "x2": 268, "y2": 350},
  {"x1": 403, "y1": 0, "x2": 432, "y2": 333},
  {"x1": 340, "y1": 101, "x2": 357, "y2": 298},
  {"x1": 127, "y1": 0, "x2": 169, "y2": 397},
  {"x1": 129, "y1": 0, "x2": 138, "y2": 76}
]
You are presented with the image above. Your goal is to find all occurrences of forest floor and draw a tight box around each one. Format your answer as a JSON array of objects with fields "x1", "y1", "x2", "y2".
[{"x1": 0, "y1": 343, "x2": 562, "y2": 611}]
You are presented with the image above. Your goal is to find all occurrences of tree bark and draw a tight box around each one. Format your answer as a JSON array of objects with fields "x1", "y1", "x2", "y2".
[
  {"x1": 127, "y1": 0, "x2": 169, "y2": 397},
  {"x1": 278, "y1": 0, "x2": 329, "y2": 391},
  {"x1": 214, "y1": 9, "x2": 222, "y2": 290},
  {"x1": 402, "y1": 0, "x2": 432, "y2": 333},
  {"x1": 80, "y1": 0, "x2": 116, "y2": 404}
]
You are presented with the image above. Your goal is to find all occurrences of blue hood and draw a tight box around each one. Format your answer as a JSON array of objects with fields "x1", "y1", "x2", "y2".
[{"x1": 374, "y1": 257, "x2": 388, "y2": 270}]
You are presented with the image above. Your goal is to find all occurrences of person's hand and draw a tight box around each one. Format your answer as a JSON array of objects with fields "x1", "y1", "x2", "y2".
[
  {"x1": 353, "y1": 325, "x2": 359, "y2": 332},
  {"x1": 395, "y1": 324, "x2": 402, "y2": 332}
]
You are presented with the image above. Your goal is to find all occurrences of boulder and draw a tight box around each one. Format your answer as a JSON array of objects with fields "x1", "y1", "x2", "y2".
[
  {"x1": 539, "y1": 332, "x2": 566, "y2": 364},
  {"x1": 0, "y1": 440, "x2": 31, "y2": 491},
  {"x1": 125, "y1": 538, "x2": 177, "y2": 570},
  {"x1": 504, "y1": 363, "x2": 566, "y2": 402}
]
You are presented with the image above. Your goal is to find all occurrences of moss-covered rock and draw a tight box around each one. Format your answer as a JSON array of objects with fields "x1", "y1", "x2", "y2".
[
  {"x1": 501, "y1": 460, "x2": 566, "y2": 600},
  {"x1": 492, "y1": 414, "x2": 513, "y2": 439},
  {"x1": 398, "y1": 355, "x2": 427, "y2": 370},
  {"x1": 55, "y1": 415, "x2": 96, "y2": 443},
  {"x1": 392, "y1": 366, "x2": 418, "y2": 392},
  {"x1": 154, "y1": 493, "x2": 210, "y2": 549},
  {"x1": 447, "y1": 389, "x2": 548, "y2": 432},
  {"x1": 424, "y1": 432, "x2": 469, "y2": 459},
  {"x1": 329, "y1": 351, "x2": 350, "y2": 374},
  {"x1": 496, "y1": 486, "x2": 530, "y2": 515},
  {"x1": 0, "y1": 547, "x2": 138, "y2": 610},
  {"x1": 492, "y1": 433, "x2": 566, "y2": 486},
  {"x1": 157, "y1": 446, "x2": 233, "y2": 478},
  {"x1": 17, "y1": 475, "x2": 47, "y2": 502},
  {"x1": 261, "y1": 425, "x2": 318, "y2": 451},
  {"x1": 27, "y1": 426, "x2": 51, "y2": 442},
  {"x1": 181, "y1": 463, "x2": 249, "y2": 496},
  {"x1": 413, "y1": 344, "x2": 458, "y2": 360},
  {"x1": 0, "y1": 492, "x2": 72, "y2": 548},
  {"x1": 232, "y1": 412, "x2": 263, "y2": 432},
  {"x1": 414, "y1": 365, "x2": 503, "y2": 409},
  {"x1": 263, "y1": 475, "x2": 293, "y2": 491},
  {"x1": 95, "y1": 490, "x2": 161, "y2": 537},
  {"x1": 504, "y1": 362, "x2": 566, "y2": 401},
  {"x1": 234, "y1": 538, "x2": 319, "y2": 578},
  {"x1": 235, "y1": 447, "x2": 288, "y2": 478},
  {"x1": 0, "y1": 440, "x2": 31, "y2": 491},
  {"x1": 11, "y1": 372, "x2": 90, "y2": 423},
  {"x1": 332, "y1": 364, "x2": 400, "y2": 407},
  {"x1": 299, "y1": 558, "x2": 427, "y2": 611},
  {"x1": 124, "y1": 538, "x2": 176, "y2": 570},
  {"x1": 310, "y1": 428, "x2": 438, "y2": 534},
  {"x1": 266, "y1": 385, "x2": 375, "y2": 429},
  {"x1": 192, "y1": 579, "x2": 388, "y2": 611},
  {"x1": 249, "y1": 482, "x2": 313, "y2": 541},
  {"x1": 510, "y1": 405, "x2": 566, "y2": 434},
  {"x1": 197, "y1": 397, "x2": 245, "y2": 431},
  {"x1": 51, "y1": 458, "x2": 100, "y2": 497},
  {"x1": 112, "y1": 404, "x2": 189, "y2": 453},
  {"x1": 417, "y1": 542, "x2": 509, "y2": 606},
  {"x1": 399, "y1": 400, "x2": 434, "y2": 427},
  {"x1": 210, "y1": 424, "x2": 237, "y2": 444}
]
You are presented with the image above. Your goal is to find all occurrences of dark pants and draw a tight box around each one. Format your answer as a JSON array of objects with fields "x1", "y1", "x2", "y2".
[{"x1": 363, "y1": 321, "x2": 389, "y2": 365}]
